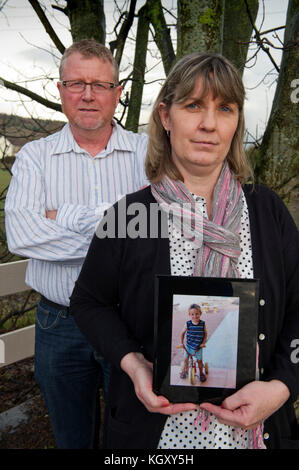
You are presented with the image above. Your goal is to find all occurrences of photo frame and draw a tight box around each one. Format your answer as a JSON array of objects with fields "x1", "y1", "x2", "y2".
[{"x1": 153, "y1": 275, "x2": 259, "y2": 405}]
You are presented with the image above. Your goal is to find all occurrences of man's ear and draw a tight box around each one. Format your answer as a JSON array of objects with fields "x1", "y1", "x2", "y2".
[
  {"x1": 57, "y1": 80, "x2": 62, "y2": 98},
  {"x1": 115, "y1": 85, "x2": 123, "y2": 106}
]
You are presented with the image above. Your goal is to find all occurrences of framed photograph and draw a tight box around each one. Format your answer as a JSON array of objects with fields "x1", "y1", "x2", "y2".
[{"x1": 153, "y1": 275, "x2": 259, "y2": 405}]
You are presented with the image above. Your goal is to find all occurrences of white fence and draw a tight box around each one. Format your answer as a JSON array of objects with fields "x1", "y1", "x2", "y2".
[{"x1": 0, "y1": 260, "x2": 35, "y2": 368}]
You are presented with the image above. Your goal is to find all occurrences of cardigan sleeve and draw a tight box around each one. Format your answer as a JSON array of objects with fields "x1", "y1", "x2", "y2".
[
  {"x1": 70, "y1": 203, "x2": 143, "y2": 369},
  {"x1": 249, "y1": 186, "x2": 299, "y2": 400},
  {"x1": 268, "y1": 195, "x2": 299, "y2": 399}
]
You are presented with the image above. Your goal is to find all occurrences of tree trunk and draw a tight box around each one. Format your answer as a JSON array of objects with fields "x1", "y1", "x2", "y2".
[
  {"x1": 29, "y1": 0, "x2": 65, "y2": 54},
  {"x1": 125, "y1": 4, "x2": 150, "y2": 132},
  {"x1": 147, "y1": 0, "x2": 176, "y2": 75},
  {"x1": 66, "y1": 0, "x2": 106, "y2": 45},
  {"x1": 256, "y1": 0, "x2": 299, "y2": 226},
  {"x1": 177, "y1": 0, "x2": 224, "y2": 59},
  {"x1": 110, "y1": 0, "x2": 137, "y2": 66},
  {"x1": 222, "y1": 0, "x2": 259, "y2": 74}
]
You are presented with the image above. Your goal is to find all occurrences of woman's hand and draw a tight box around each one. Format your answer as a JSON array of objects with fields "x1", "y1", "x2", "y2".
[
  {"x1": 199, "y1": 380, "x2": 290, "y2": 429},
  {"x1": 121, "y1": 352, "x2": 197, "y2": 415}
]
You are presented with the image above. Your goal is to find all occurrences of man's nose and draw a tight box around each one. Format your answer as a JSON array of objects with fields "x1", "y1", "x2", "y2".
[{"x1": 82, "y1": 84, "x2": 94, "y2": 100}]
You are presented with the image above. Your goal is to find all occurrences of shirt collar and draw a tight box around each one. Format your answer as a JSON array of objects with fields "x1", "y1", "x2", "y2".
[
  {"x1": 102, "y1": 120, "x2": 136, "y2": 155},
  {"x1": 51, "y1": 123, "x2": 84, "y2": 155},
  {"x1": 51, "y1": 120, "x2": 135, "y2": 157}
]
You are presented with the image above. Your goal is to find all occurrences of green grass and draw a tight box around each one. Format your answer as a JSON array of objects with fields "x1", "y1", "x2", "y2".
[
  {"x1": 0, "y1": 167, "x2": 11, "y2": 230},
  {"x1": 0, "y1": 166, "x2": 36, "y2": 333},
  {"x1": 0, "y1": 291, "x2": 39, "y2": 334},
  {"x1": 0, "y1": 167, "x2": 11, "y2": 193}
]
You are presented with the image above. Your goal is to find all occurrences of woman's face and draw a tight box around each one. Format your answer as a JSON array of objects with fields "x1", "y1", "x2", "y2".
[{"x1": 159, "y1": 77, "x2": 239, "y2": 179}]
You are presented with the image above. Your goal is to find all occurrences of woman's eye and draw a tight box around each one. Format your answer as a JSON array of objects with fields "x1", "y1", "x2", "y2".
[
  {"x1": 220, "y1": 105, "x2": 231, "y2": 112},
  {"x1": 187, "y1": 103, "x2": 199, "y2": 110}
]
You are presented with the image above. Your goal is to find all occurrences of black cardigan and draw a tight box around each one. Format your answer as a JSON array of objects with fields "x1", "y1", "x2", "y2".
[{"x1": 70, "y1": 184, "x2": 299, "y2": 449}]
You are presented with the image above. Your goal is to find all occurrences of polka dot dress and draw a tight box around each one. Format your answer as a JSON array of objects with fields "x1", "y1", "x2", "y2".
[{"x1": 158, "y1": 192, "x2": 259, "y2": 449}]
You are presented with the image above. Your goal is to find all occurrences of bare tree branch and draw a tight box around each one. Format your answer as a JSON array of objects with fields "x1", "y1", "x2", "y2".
[
  {"x1": 244, "y1": 0, "x2": 280, "y2": 72},
  {"x1": 51, "y1": 3, "x2": 68, "y2": 16},
  {"x1": 0, "y1": 76, "x2": 62, "y2": 112},
  {"x1": 147, "y1": 0, "x2": 175, "y2": 75},
  {"x1": 0, "y1": 0, "x2": 8, "y2": 10},
  {"x1": 28, "y1": 0, "x2": 66, "y2": 54},
  {"x1": 110, "y1": 0, "x2": 137, "y2": 66},
  {"x1": 0, "y1": 291, "x2": 38, "y2": 330},
  {"x1": 125, "y1": 3, "x2": 150, "y2": 132},
  {"x1": 259, "y1": 25, "x2": 285, "y2": 36}
]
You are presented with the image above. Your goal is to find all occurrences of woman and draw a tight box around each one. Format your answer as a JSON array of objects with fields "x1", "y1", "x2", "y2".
[{"x1": 70, "y1": 53, "x2": 299, "y2": 449}]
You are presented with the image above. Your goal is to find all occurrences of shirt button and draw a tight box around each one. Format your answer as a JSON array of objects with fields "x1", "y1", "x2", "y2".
[
  {"x1": 260, "y1": 367, "x2": 264, "y2": 375},
  {"x1": 259, "y1": 333, "x2": 266, "y2": 340},
  {"x1": 259, "y1": 299, "x2": 265, "y2": 306},
  {"x1": 263, "y1": 432, "x2": 270, "y2": 440}
]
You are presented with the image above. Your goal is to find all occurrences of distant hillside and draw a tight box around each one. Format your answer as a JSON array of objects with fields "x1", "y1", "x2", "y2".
[{"x1": 0, "y1": 113, "x2": 66, "y2": 150}]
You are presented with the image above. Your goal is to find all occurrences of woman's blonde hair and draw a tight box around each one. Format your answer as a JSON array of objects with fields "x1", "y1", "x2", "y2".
[{"x1": 145, "y1": 52, "x2": 253, "y2": 184}]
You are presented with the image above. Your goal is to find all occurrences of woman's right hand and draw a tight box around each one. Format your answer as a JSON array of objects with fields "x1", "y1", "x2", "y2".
[{"x1": 121, "y1": 352, "x2": 197, "y2": 415}]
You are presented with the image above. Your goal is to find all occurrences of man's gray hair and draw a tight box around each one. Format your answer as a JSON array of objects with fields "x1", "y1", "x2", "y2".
[{"x1": 59, "y1": 39, "x2": 119, "y2": 82}]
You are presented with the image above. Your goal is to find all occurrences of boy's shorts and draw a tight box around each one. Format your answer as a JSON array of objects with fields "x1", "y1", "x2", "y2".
[{"x1": 184, "y1": 344, "x2": 202, "y2": 360}]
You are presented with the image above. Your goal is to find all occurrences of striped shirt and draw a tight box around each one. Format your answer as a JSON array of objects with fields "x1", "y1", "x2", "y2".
[
  {"x1": 186, "y1": 319, "x2": 205, "y2": 350},
  {"x1": 5, "y1": 122, "x2": 148, "y2": 306}
]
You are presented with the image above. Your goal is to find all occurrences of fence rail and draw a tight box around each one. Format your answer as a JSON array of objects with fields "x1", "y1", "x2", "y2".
[{"x1": 0, "y1": 260, "x2": 35, "y2": 368}]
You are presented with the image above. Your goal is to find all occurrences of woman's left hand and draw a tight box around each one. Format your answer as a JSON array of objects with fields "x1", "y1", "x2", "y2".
[{"x1": 199, "y1": 380, "x2": 290, "y2": 429}]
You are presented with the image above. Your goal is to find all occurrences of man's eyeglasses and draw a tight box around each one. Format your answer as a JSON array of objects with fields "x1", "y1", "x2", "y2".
[{"x1": 61, "y1": 80, "x2": 119, "y2": 94}]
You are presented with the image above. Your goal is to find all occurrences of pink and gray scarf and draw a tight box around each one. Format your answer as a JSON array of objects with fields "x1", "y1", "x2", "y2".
[{"x1": 151, "y1": 161, "x2": 243, "y2": 278}]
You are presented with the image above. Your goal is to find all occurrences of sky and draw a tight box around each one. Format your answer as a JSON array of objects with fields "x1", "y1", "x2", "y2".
[{"x1": 0, "y1": 0, "x2": 289, "y2": 141}]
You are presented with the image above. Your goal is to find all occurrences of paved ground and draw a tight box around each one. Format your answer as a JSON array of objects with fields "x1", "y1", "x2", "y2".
[
  {"x1": 171, "y1": 365, "x2": 236, "y2": 388},
  {"x1": 0, "y1": 357, "x2": 56, "y2": 448},
  {"x1": 0, "y1": 398, "x2": 34, "y2": 433},
  {"x1": 0, "y1": 356, "x2": 106, "y2": 449}
]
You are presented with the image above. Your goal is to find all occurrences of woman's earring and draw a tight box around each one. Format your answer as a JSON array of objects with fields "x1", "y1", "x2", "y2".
[{"x1": 165, "y1": 129, "x2": 170, "y2": 138}]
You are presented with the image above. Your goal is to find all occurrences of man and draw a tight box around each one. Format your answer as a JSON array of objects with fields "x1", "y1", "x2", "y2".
[{"x1": 5, "y1": 39, "x2": 148, "y2": 449}]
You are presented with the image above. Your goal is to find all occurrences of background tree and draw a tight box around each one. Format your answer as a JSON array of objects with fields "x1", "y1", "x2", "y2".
[
  {"x1": 0, "y1": 0, "x2": 298, "y2": 223},
  {"x1": 255, "y1": 0, "x2": 299, "y2": 220}
]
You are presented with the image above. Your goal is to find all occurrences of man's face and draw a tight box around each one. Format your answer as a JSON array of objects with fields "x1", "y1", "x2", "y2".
[{"x1": 57, "y1": 52, "x2": 122, "y2": 134}]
